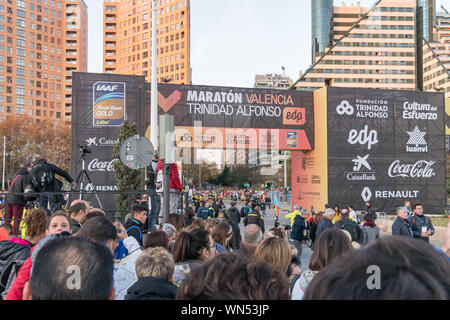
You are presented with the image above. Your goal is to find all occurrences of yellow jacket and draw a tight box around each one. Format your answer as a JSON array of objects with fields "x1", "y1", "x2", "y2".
[{"x1": 285, "y1": 210, "x2": 301, "y2": 227}]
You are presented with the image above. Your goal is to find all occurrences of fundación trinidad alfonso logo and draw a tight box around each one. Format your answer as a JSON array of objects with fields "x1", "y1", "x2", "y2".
[
  {"x1": 406, "y1": 126, "x2": 428, "y2": 152},
  {"x1": 336, "y1": 100, "x2": 354, "y2": 116},
  {"x1": 158, "y1": 90, "x2": 182, "y2": 112}
]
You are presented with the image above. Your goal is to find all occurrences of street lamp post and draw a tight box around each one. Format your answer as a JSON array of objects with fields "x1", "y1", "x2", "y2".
[{"x1": 150, "y1": 0, "x2": 158, "y2": 152}]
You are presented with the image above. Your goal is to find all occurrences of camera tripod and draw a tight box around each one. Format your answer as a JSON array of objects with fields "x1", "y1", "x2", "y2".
[{"x1": 72, "y1": 153, "x2": 104, "y2": 210}]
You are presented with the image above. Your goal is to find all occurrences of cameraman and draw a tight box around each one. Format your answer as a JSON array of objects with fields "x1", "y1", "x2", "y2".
[{"x1": 29, "y1": 158, "x2": 75, "y2": 214}]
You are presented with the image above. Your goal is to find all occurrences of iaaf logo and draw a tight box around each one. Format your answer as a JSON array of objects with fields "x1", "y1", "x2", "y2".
[
  {"x1": 96, "y1": 84, "x2": 119, "y2": 91},
  {"x1": 85, "y1": 137, "x2": 119, "y2": 147},
  {"x1": 347, "y1": 154, "x2": 376, "y2": 181},
  {"x1": 406, "y1": 126, "x2": 428, "y2": 152},
  {"x1": 388, "y1": 160, "x2": 436, "y2": 178},
  {"x1": 87, "y1": 158, "x2": 119, "y2": 172}
]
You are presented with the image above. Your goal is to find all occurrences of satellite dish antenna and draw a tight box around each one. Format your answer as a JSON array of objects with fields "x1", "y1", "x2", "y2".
[{"x1": 119, "y1": 135, "x2": 154, "y2": 170}]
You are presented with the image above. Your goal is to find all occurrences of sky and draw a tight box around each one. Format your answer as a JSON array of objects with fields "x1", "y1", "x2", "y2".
[{"x1": 88, "y1": 0, "x2": 449, "y2": 88}]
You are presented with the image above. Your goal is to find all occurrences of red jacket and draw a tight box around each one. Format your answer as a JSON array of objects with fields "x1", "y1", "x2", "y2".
[
  {"x1": 6, "y1": 245, "x2": 35, "y2": 300},
  {"x1": 157, "y1": 159, "x2": 182, "y2": 190}
]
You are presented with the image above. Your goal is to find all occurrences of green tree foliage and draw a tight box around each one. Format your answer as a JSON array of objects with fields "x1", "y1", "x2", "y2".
[{"x1": 112, "y1": 121, "x2": 142, "y2": 219}]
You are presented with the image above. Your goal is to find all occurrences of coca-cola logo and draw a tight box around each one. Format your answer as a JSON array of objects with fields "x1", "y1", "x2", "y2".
[
  {"x1": 88, "y1": 158, "x2": 119, "y2": 172},
  {"x1": 388, "y1": 160, "x2": 436, "y2": 178}
]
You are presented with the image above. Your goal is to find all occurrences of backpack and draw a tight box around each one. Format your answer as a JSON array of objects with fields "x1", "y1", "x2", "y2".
[
  {"x1": 340, "y1": 221, "x2": 361, "y2": 243},
  {"x1": 126, "y1": 225, "x2": 142, "y2": 242},
  {"x1": 30, "y1": 160, "x2": 54, "y2": 191}
]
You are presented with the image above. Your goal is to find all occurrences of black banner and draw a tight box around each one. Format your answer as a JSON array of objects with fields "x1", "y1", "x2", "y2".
[
  {"x1": 327, "y1": 87, "x2": 446, "y2": 214},
  {"x1": 71, "y1": 72, "x2": 146, "y2": 216}
]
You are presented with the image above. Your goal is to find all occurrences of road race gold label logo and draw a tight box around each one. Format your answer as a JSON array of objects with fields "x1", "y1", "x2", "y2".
[{"x1": 93, "y1": 82, "x2": 126, "y2": 126}]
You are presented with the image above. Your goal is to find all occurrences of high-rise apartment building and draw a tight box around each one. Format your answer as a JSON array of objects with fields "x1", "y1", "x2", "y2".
[
  {"x1": 0, "y1": 0, "x2": 87, "y2": 125},
  {"x1": 311, "y1": 0, "x2": 333, "y2": 63},
  {"x1": 296, "y1": 0, "x2": 417, "y2": 91},
  {"x1": 103, "y1": 0, "x2": 190, "y2": 84},
  {"x1": 417, "y1": 0, "x2": 436, "y2": 42},
  {"x1": 423, "y1": 10, "x2": 450, "y2": 97}
]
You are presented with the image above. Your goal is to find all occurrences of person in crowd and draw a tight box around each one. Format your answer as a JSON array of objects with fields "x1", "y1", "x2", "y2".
[
  {"x1": 403, "y1": 200, "x2": 412, "y2": 217},
  {"x1": 23, "y1": 236, "x2": 114, "y2": 300},
  {"x1": 190, "y1": 218, "x2": 206, "y2": 230},
  {"x1": 0, "y1": 210, "x2": 48, "y2": 298},
  {"x1": 409, "y1": 203, "x2": 435, "y2": 243},
  {"x1": 267, "y1": 227, "x2": 286, "y2": 239},
  {"x1": 125, "y1": 247, "x2": 178, "y2": 300},
  {"x1": 185, "y1": 207, "x2": 195, "y2": 227},
  {"x1": 207, "y1": 202, "x2": 216, "y2": 218},
  {"x1": 260, "y1": 199, "x2": 267, "y2": 217},
  {"x1": 334, "y1": 209, "x2": 364, "y2": 244},
  {"x1": 165, "y1": 213, "x2": 186, "y2": 234},
  {"x1": 0, "y1": 224, "x2": 12, "y2": 240},
  {"x1": 156, "y1": 223, "x2": 177, "y2": 252},
  {"x1": 243, "y1": 205, "x2": 265, "y2": 238},
  {"x1": 285, "y1": 204, "x2": 302, "y2": 229},
  {"x1": 348, "y1": 206, "x2": 359, "y2": 223},
  {"x1": 291, "y1": 228, "x2": 352, "y2": 300},
  {"x1": 172, "y1": 228, "x2": 217, "y2": 287},
  {"x1": 227, "y1": 202, "x2": 241, "y2": 249},
  {"x1": 237, "y1": 224, "x2": 263, "y2": 256},
  {"x1": 362, "y1": 213, "x2": 380, "y2": 245},
  {"x1": 332, "y1": 205, "x2": 342, "y2": 224},
  {"x1": 68, "y1": 200, "x2": 89, "y2": 234},
  {"x1": 313, "y1": 208, "x2": 334, "y2": 249},
  {"x1": 204, "y1": 218, "x2": 220, "y2": 235},
  {"x1": 196, "y1": 201, "x2": 209, "y2": 221},
  {"x1": 156, "y1": 159, "x2": 182, "y2": 214},
  {"x1": 83, "y1": 208, "x2": 107, "y2": 223},
  {"x1": 146, "y1": 152, "x2": 160, "y2": 232},
  {"x1": 112, "y1": 221, "x2": 141, "y2": 259},
  {"x1": 124, "y1": 204, "x2": 148, "y2": 246},
  {"x1": 5, "y1": 211, "x2": 72, "y2": 300},
  {"x1": 255, "y1": 237, "x2": 292, "y2": 277},
  {"x1": 176, "y1": 252, "x2": 289, "y2": 300},
  {"x1": 217, "y1": 210, "x2": 229, "y2": 222},
  {"x1": 29, "y1": 158, "x2": 75, "y2": 214},
  {"x1": 288, "y1": 208, "x2": 307, "y2": 261},
  {"x1": 76, "y1": 216, "x2": 119, "y2": 254},
  {"x1": 5, "y1": 163, "x2": 31, "y2": 236},
  {"x1": 392, "y1": 207, "x2": 414, "y2": 238},
  {"x1": 303, "y1": 235, "x2": 450, "y2": 300},
  {"x1": 241, "y1": 200, "x2": 253, "y2": 218},
  {"x1": 309, "y1": 212, "x2": 322, "y2": 245},
  {"x1": 144, "y1": 230, "x2": 170, "y2": 250},
  {"x1": 341, "y1": 229, "x2": 361, "y2": 250},
  {"x1": 211, "y1": 221, "x2": 233, "y2": 252}
]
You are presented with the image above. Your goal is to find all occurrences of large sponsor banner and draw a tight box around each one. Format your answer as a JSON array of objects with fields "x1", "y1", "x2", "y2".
[
  {"x1": 291, "y1": 87, "x2": 329, "y2": 212},
  {"x1": 72, "y1": 73, "x2": 146, "y2": 217},
  {"x1": 149, "y1": 83, "x2": 314, "y2": 150},
  {"x1": 327, "y1": 87, "x2": 446, "y2": 214}
]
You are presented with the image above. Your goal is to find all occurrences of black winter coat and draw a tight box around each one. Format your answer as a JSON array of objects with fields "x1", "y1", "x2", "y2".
[
  {"x1": 243, "y1": 212, "x2": 265, "y2": 233},
  {"x1": 227, "y1": 207, "x2": 240, "y2": 225},
  {"x1": 0, "y1": 241, "x2": 32, "y2": 278},
  {"x1": 334, "y1": 218, "x2": 364, "y2": 243},
  {"x1": 392, "y1": 216, "x2": 414, "y2": 238},
  {"x1": 409, "y1": 214, "x2": 435, "y2": 243},
  {"x1": 6, "y1": 168, "x2": 29, "y2": 206},
  {"x1": 125, "y1": 277, "x2": 178, "y2": 300},
  {"x1": 313, "y1": 218, "x2": 333, "y2": 249}
]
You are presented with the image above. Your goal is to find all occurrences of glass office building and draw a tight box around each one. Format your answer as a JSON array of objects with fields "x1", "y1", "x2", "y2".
[
  {"x1": 417, "y1": 0, "x2": 436, "y2": 41},
  {"x1": 311, "y1": 0, "x2": 333, "y2": 63}
]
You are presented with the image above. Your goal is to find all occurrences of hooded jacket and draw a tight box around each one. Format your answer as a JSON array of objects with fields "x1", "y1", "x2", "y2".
[
  {"x1": 0, "y1": 241, "x2": 32, "y2": 279},
  {"x1": 125, "y1": 276, "x2": 178, "y2": 300}
]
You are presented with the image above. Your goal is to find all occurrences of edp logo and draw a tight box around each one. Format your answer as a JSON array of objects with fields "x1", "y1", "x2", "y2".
[{"x1": 347, "y1": 125, "x2": 378, "y2": 150}]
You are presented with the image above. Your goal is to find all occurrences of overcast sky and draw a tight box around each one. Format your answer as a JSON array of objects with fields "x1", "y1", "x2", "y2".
[{"x1": 88, "y1": 0, "x2": 448, "y2": 88}]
